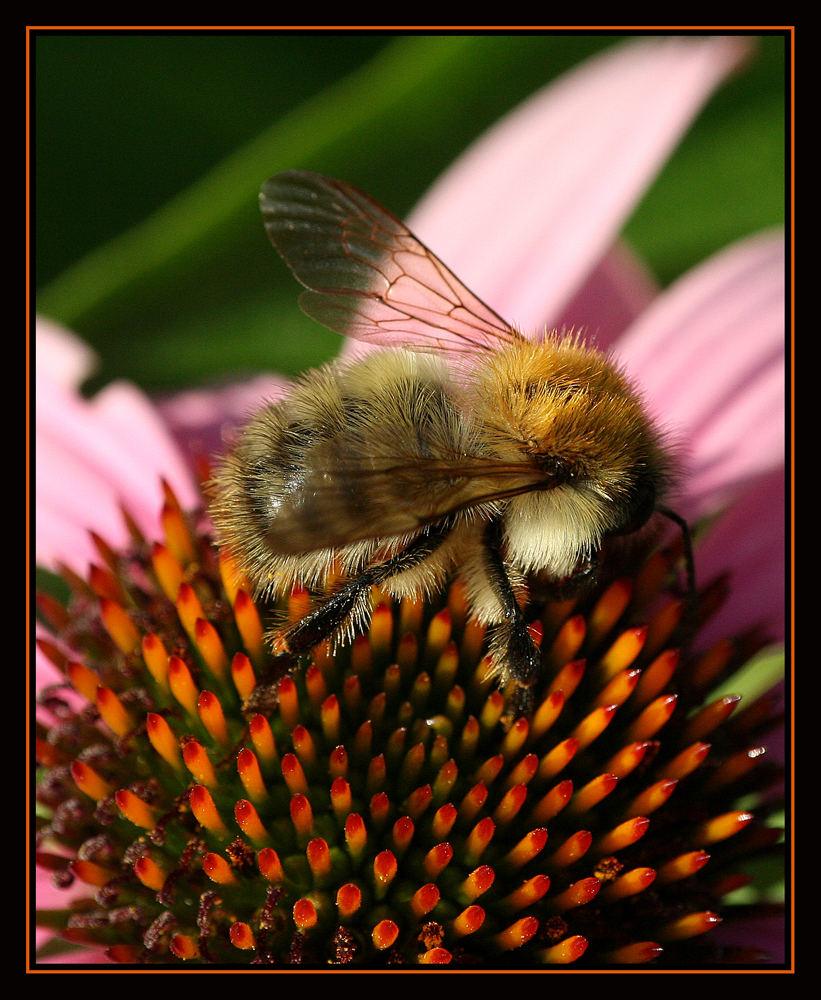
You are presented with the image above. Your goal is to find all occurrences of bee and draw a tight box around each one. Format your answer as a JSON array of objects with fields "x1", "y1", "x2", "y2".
[{"x1": 211, "y1": 170, "x2": 691, "y2": 716}]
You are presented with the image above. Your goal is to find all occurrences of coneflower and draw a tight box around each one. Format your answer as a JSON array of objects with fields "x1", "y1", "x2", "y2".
[{"x1": 34, "y1": 480, "x2": 782, "y2": 967}]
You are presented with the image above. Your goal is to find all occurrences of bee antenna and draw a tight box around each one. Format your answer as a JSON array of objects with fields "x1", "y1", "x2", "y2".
[{"x1": 656, "y1": 506, "x2": 696, "y2": 598}]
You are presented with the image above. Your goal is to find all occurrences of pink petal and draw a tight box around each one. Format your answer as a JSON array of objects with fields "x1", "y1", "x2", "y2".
[
  {"x1": 36, "y1": 319, "x2": 199, "y2": 571},
  {"x1": 35, "y1": 942, "x2": 112, "y2": 966},
  {"x1": 613, "y1": 229, "x2": 785, "y2": 516},
  {"x1": 34, "y1": 316, "x2": 97, "y2": 390},
  {"x1": 407, "y1": 35, "x2": 750, "y2": 332},
  {"x1": 36, "y1": 432, "x2": 136, "y2": 570}
]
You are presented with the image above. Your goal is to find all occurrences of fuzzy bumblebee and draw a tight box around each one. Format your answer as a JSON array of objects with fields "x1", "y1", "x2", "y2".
[{"x1": 211, "y1": 171, "x2": 685, "y2": 716}]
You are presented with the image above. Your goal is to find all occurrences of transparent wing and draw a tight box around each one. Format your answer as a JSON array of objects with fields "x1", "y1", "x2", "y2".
[
  {"x1": 265, "y1": 454, "x2": 558, "y2": 555},
  {"x1": 260, "y1": 170, "x2": 523, "y2": 356}
]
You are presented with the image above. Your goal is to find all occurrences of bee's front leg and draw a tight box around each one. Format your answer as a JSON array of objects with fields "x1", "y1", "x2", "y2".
[
  {"x1": 483, "y1": 517, "x2": 542, "y2": 720},
  {"x1": 245, "y1": 519, "x2": 453, "y2": 714},
  {"x1": 278, "y1": 514, "x2": 457, "y2": 657}
]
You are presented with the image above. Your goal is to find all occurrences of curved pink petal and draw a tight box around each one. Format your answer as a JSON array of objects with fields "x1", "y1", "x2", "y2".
[
  {"x1": 35, "y1": 320, "x2": 199, "y2": 572},
  {"x1": 407, "y1": 35, "x2": 750, "y2": 333},
  {"x1": 35, "y1": 317, "x2": 97, "y2": 389},
  {"x1": 613, "y1": 229, "x2": 785, "y2": 517}
]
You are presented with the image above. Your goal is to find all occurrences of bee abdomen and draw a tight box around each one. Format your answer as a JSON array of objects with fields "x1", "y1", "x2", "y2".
[{"x1": 215, "y1": 350, "x2": 474, "y2": 564}]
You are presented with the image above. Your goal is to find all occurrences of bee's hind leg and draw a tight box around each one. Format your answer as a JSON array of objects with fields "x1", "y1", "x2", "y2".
[
  {"x1": 244, "y1": 520, "x2": 454, "y2": 715},
  {"x1": 483, "y1": 517, "x2": 542, "y2": 720},
  {"x1": 279, "y1": 515, "x2": 456, "y2": 657}
]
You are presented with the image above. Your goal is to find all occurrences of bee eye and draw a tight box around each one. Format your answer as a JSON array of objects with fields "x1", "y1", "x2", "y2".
[
  {"x1": 611, "y1": 470, "x2": 657, "y2": 536},
  {"x1": 533, "y1": 453, "x2": 575, "y2": 483}
]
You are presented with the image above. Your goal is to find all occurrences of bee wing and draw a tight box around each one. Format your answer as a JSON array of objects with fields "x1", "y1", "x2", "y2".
[
  {"x1": 260, "y1": 170, "x2": 523, "y2": 356},
  {"x1": 265, "y1": 454, "x2": 557, "y2": 555}
]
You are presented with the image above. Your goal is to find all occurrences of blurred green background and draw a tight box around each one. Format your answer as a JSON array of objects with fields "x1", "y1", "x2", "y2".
[{"x1": 33, "y1": 30, "x2": 787, "y2": 395}]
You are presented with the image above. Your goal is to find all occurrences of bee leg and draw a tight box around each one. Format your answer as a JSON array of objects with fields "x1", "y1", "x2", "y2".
[
  {"x1": 483, "y1": 517, "x2": 541, "y2": 717},
  {"x1": 280, "y1": 516, "x2": 456, "y2": 656},
  {"x1": 245, "y1": 518, "x2": 455, "y2": 715}
]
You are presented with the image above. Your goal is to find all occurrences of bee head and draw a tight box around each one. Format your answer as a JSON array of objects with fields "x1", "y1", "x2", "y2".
[{"x1": 479, "y1": 334, "x2": 675, "y2": 542}]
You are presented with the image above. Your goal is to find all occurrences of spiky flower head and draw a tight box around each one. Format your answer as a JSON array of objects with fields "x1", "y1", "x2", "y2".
[{"x1": 34, "y1": 481, "x2": 782, "y2": 968}]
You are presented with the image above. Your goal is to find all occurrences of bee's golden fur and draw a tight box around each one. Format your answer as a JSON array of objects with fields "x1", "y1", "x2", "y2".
[{"x1": 209, "y1": 170, "x2": 678, "y2": 702}]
